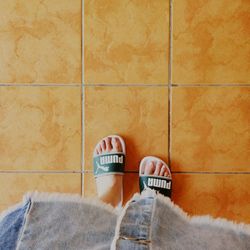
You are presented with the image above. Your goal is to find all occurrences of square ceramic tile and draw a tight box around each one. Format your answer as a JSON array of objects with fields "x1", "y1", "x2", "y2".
[
  {"x1": 84, "y1": 172, "x2": 139, "y2": 205},
  {"x1": 0, "y1": 173, "x2": 81, "y2": 212},
  {"x1": 123, "y1": 173, "x2": 139, "y2": 204},
  {"x1": 84, "y1": 0, "x2": 169, "y2": 84},
  {"x1": 83, "y1": 173, "x2": 97, "y2": 198},
  {"x1": 84, "y1": 86, "x2": 169, "y2": 171},
  {"x1": 0, "y1": 0, "x2": 81, "y2": 83},
  {"x1": 0, "y1": 86, "x2": 81, "y2": 170},
  {"x1": 172, "y1": 0, "x2": 250, "y2": 84},
  {"x1": 171, "y1": 87, "x2": 250, "y2": 171},
  {"x1": 172, "y1": 174, "x2": 250, "y2": 224}
]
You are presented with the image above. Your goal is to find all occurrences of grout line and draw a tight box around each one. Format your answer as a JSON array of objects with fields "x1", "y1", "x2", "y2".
[
  {"x1": 0, "y1": 83, "x2": 248, "y2": 87},
  {"x1": 171, "y1": 83, "x2": 250, "y2": 87},
  {"x1": 83, "y1": 83, "x2": 169, "y2": 87},
  {"x1": 81, "y1": 170, "x2": 92, "y2": 173},
  {"x1": 80, "y1": 90, "x2": 84, "y2": 196},
  {"x1": 81, "y1": 83, "x2": 250, "y2": 87},
  {"x1": 81, "y1": 170, "x2": 138, "y2": 174},
  {"x1": 0, "y1": 170, "x2": 250, "y2": 175},
  {"x1": 168, "y1": 0, "x2": 173, "y2": 86},
  {"x1": 83, "y1": 170, "x2": 250, "y2": 175},
  {"x1": 81, "y1": 87, "x2": 85, "y2": 196},
  {"x1": 81, "y1": 0, "x2": 85, "y2": 197},
  {"x1": 0, "y1": 83, "x2": 81, "y2": 87},
  {"x1": 168, "y1": 0, "x2": 173, "y2": 169},
  {"x1": 81, "y1": 170, "x2": 139, "y2": 174},
  {"x1": 171, "y1": 171, "x2": 250, "y2": 175},
  {"x1": 0, "y1": 170, "x2": 82, "y2": 173}
]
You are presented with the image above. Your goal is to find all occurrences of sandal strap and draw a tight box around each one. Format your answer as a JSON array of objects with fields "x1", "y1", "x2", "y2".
[
  {"x1": 139, "y1": 176, "x2": 172, "y2": 198},
  {"x1": 93, "y1": 153, "x2": 125, "y2": 177}
]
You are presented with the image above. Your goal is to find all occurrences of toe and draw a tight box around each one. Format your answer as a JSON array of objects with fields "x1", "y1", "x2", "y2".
[
  {"x1": 144, "y1": 161, "x2": 155, "y2": 175},
  {"x1": 111, "y1": 137, "x2": 122, "y2": 152},
  {"x1": 154, "y1": 161, "x2": 162, "y2": 176},
  {"x1": 164, "y1": 167, "x2": 171, "y2": 177},
  {"x1": 159, "y1": 165, "x2": 166, "y2": 176},
  {"x1": 98, "y1": 144, "x2": 102, "y2": 154},
  {"x1": 105, "y1": 137, "x2": 112, "y2": 152},
  {"x1": 101, "y1": 140, "x2": 106, "y2": 152}
]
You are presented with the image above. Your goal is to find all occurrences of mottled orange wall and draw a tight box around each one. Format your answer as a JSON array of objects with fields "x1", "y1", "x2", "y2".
[{"x1": 0, "y1": 0, "x2": 249, "y2": 224}]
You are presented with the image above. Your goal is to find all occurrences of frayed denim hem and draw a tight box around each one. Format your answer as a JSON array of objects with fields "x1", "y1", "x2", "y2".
[{"x1": 0, "y1": 199, "x2": 31, "y2": 250}]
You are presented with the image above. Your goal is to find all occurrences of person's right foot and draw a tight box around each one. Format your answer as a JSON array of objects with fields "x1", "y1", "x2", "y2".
[{"x1": 94, "y1": 136, "x2": 125, "y2": 208}]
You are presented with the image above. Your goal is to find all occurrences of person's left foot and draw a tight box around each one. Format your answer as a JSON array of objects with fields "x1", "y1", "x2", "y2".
[
  {"x1": 140, "y1": 160, "x2": 171, "y2": 178},
  {"x1": 139, "y1": 156, "x2": 172, "y2": 197}
]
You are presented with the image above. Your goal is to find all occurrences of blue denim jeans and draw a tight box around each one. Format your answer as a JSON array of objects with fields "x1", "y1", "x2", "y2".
[
  {"x1": 0, "y1": 191, "x2": 249, "y2": 250},
  {"x1": 0, "y1": 200, "x2": 31, "y2": 250}
]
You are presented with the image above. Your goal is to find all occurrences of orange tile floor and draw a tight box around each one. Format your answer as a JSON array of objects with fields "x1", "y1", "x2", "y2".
[{"x1": 0, "y1": 0, "x2": 249, "y2": 224}]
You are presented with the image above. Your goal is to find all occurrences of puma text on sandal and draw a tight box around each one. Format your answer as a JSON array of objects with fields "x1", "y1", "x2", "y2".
[{"x1": 93, "y1": 135, "x2": 126, "y2": 177}]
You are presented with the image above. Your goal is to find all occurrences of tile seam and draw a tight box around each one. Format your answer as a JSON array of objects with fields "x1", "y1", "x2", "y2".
[
  {"x1": 84, "y1": 83, "x2": 249, "y2": 87},
  {"x1": 168, "y1": 0, "x2": 173, "y2": 168},
  {"x1": 1, "y1": 83, "x2": 249, "y2": 87},
  {"x1": 81, "y1": 87, "x2": 85, "y2": 197},
  {"x1": 81, "y1": 0, "x2": 85, "y2": 197},
  {"x1": 0, "y1": 171, "x2": 82, "y2": 173},
  {"x1": 78, "y1": 170, "x2": 250, "y2": 175},
  {"x1": 84, "y1": 83, "x2": 250, "y2": 86},
  {"x1": 83, "y1": 83, "x2": 169, "y2": 87},
  {"x1": 172, "y1": 171, "x2": 250, "y2": 175},
  {"x1": 0, "y1": 170, "x2": 250, "y2": 175},
  {"x1": 0, "y1": 84, "x2": 81, "y2": 87},
  {"x1": 171, "y1": 84, "x2": 250, "y2": 87}
]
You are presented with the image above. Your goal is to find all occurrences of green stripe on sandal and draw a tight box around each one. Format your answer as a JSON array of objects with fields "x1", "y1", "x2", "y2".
[
  {"x1": 139, "y1": 175, "x2": 172, "y2": 198},
  {"x1": 93, "y1": 153, "x2": 125, "y2": 177}
]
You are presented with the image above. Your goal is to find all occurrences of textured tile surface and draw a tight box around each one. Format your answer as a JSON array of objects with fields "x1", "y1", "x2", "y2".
[
  {"x1": 0, "y1": 0, "x2": 81, "y2": 83},
  {"x1": 84, "y1": 173, "x2": 97, "y2": 198},
  {"x1": 172, "y1": 174, "x2": 250, "y2": 224},
  {"x1": 0, "y1": 173, "x2": 81, "y2": 212},
  {"x1": 172, "y1": 0, "x2": 250, "y2": 84},
  {"x1": 0, "y1": 86, "x2": 81, "y2": 170},
  {"x1": 123, "y1": 173, "x2": 140, "y2": 204},
  {"x1": 84, "y1": 172, "x2": 139, "y2": 205},
  {"x1": 84, "y1": 86, "x2": 168, "y2": 171},
  {"x1": 85, "y1": 0, "x2": 169, "y2": 84},
  {"x1": 171, "y1": 87, "x2": 250, "y2": 171}
]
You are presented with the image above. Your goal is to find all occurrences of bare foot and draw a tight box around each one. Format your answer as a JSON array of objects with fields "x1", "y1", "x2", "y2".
[
  {"x1": 140, "y1": 160, "x2": 171, "y2": 178},
  {"x1": 94, "y1": 136, "x2": 125, "y2": 208},
  {"x1": 139, "y1": 156, "x2": 172, "y2": 197}
]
